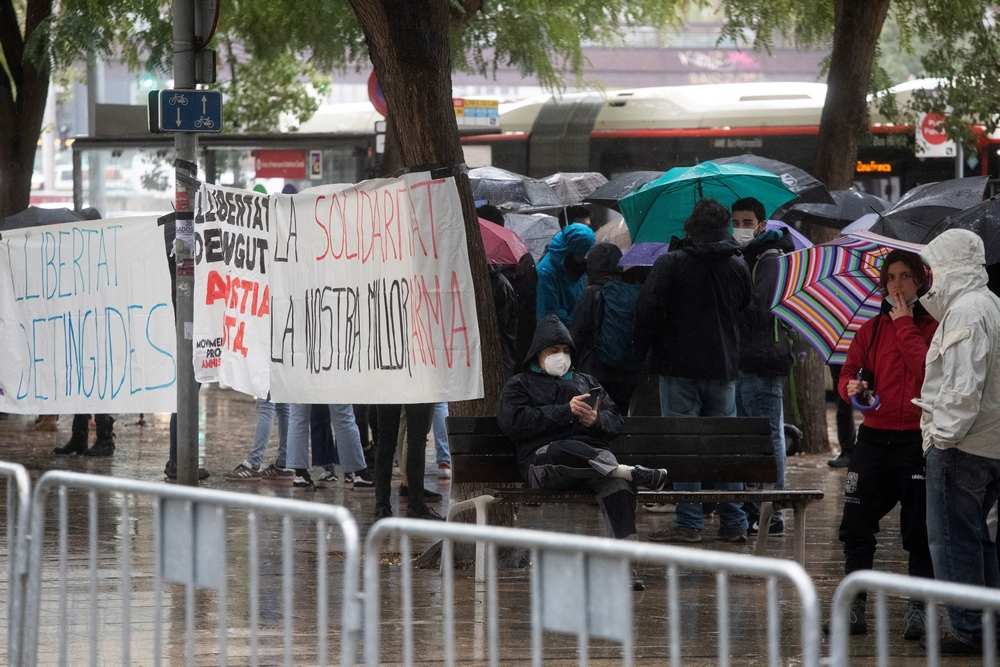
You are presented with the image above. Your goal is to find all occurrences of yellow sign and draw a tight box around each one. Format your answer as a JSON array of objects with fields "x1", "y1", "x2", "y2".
[{"x1": 856, "y1": 161, "x2": 892, "y2": 173}]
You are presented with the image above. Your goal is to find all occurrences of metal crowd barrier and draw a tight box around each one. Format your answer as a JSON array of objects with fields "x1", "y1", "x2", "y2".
[
  {"x1": 0, "y1": 463, "x2": 31, "y2": 667},
  {"x1": 364, "y1": 518, "x2": 821, "y2": 667},
  {"x1": 20, "y1": 471, "x2": 361, "y2": 667},
  {"x1": 830, "y1": 570, "x2": 1000, "y2": 667}
]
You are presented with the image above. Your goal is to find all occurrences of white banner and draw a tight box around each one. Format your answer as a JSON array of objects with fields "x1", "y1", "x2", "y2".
[
  {"x1": 0, "y1": 216, "x2": 177, "y2": 414},
  {"x1": 193, "y1": 184, "x2": 272, "y2": 397},
  {"x1": 193, "y1": 173, "x2": 484, "y2": 403}
]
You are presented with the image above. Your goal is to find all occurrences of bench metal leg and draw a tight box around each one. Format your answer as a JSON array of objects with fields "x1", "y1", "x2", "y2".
[
  {"x1": 447, "y1": 495, "x2": 496, "y2": 582},
  {"x1": 792, "y1": 503, "x2": 807, "y2": 567},
  {"x1": 753, "y1": 502, "x2": 776, "y2": 559}
]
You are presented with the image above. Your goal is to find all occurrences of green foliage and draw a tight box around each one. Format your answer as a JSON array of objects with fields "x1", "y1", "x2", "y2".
[{"x1": 716, "y1": 0, "x2": 832, "y2": 55}]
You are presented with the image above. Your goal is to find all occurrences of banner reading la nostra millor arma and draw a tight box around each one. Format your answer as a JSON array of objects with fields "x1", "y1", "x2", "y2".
[
  {"x1": 0, "y1": 216, "x2": 177, "y2": 414},
  {"x1": 193, "y1": 173, "x2": 484, "y2": 403}
]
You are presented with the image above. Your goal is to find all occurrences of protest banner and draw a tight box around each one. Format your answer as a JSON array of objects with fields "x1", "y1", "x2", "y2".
[
  {"x1": 0, "y1": 216, "x2": 177, "y2": 414},
  {"x1": 193, "y1": 184, "x2": 272, "y2": 397},
  {"x1": 192, "y1": 173, "x2": 484, "y2": 403}
]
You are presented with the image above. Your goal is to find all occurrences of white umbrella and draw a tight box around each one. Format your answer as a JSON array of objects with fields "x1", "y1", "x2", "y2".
[
  {"x1": 504, "y1": 213, "x2": 560, "y2": 262},
  {"x1": 543, "y1": 172, "x2": 609, "y2": 205},
  {"x1": 594, "y1": 215, "x2": 631, "y2": 253}
]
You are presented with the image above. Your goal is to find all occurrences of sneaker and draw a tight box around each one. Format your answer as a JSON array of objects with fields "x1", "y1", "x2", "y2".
[
  {"x1": 398, "y1": 485, "x2": 442, "y2": 501},
  {"x1": 405, "y1": 505, "x2": 445, "y2": 521},
  {"x1": 293, "y1": 470, "x2": 315, "y2": 489},
  {"x1": 83, "y1": 439, "x2": 115, "y2": 457},
  {"x1": 227, "y1": 462, "x2": 262, "y2": 480},
  {"x1": 262, "y1": 463, "x2": 295, "y2": 479},
  {"x1": 903, "y1": 601, "x2": 926, "y2": 641},
  {"x1": 632, "y1": 569, "x2": 645, "y2": 592},
  {"x1": 317, "y1": 469, "x2": 339, "y2": 483},
  {"x1": 345, "y1": 472, "x2": 374, "y2": 489},
  {"x1": 748, "y1": 519, "x2": 784, "y2": 536},
  {"x1": 647, "y1": 526, "x2": 703, "y2": 543},
  {"x1": 438, "y1": 462, "x2": 452, "y2": 478},
  {"x1": 823, "y1": 597, "x2": 867, "y2": 636},
  {"x1": 828, "y1": 452, "x2": 851, "y2": 468},
  {"x1": 643, "y1": 503, "x2": 673, "y2": 513},
  {"x1": 164, "y1": 461, "x2": 210, "y2": 481},
  {"x1": 374, "y1": 505, "x2": 394, "y2": 521},
  {"x1": 631, "y1": 465, "x2": 668, "y2": 491},
  {"x1": 718, "y1": 525, "x2": 748, "y2": 543}
]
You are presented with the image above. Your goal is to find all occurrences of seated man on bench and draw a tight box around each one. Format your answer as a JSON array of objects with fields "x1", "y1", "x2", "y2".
[{"x1": 497, "y1": 314, "x2": 668, "y2": 544}]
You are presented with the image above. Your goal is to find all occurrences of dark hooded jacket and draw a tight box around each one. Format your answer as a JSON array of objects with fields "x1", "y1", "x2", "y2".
[
  {"x1": 632, "y1": 228, "x2": 751, "y2": 381},
  {"x1": 738, "y1": 228, "x2": 795, "y2": 377},
  {"x1": 535, "y1": 223, "x2": 596, "y2": 325},
  {"x1": 497, "y1": 314, "x2": 624, "y2": 480},
  {"x1": 489, "y1": 265, "x2": 519, "y2": 382},
  {"x1": 570, "y1": 243, "x2": 642, "y2": 382}
]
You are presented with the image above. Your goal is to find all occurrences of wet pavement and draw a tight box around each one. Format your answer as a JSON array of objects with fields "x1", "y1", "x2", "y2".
[{"x1": 0, "y1": 386, "x2": 980, "y2": 665}]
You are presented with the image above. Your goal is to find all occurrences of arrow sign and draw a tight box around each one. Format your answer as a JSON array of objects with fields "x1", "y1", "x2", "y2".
[{"x1": 157, "y1": 89, "x2": 223, "y2": 133}]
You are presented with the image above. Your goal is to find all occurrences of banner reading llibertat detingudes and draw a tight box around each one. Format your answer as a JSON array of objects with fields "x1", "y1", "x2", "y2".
[
  {"x1": 0, "y1": 216, "x2": 177, "y2": 414},
  {"x1": 193, "y1": 173, "x2": 484, "y2": 403}
]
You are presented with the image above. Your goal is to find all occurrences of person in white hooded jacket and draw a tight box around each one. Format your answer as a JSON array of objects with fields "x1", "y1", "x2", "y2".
[{"x1": 916, "y1": 229, "x2": 1000, "y2": 655}]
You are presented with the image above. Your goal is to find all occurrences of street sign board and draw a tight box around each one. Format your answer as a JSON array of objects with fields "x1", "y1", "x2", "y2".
[
  {"x1": 915, "y1": 112, "x2": 956, "y2": 158},
  {"x1": 157, "y1": 89, "x2": 223, "y2": 133}
]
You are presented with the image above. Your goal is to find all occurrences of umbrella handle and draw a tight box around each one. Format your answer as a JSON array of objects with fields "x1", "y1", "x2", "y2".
[{"x1": 851, "y1": 374, "x2": 881, "y2": 412}]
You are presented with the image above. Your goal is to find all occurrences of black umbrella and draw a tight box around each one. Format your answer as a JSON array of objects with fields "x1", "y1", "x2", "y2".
[
  {"x1": 710, "y1": 154, "x2": 834, "y2": 205},
  {"x1": 777, "y1": 189, "x2": 889, "y2": 229},
  {"x1": 868, "y1": 176, "x2": 989, "y2": 242},
  {"x1": 469, "y1": 166, "x2": 563, "y2": 207},
  {"x1": 584, "y1": 171, "x2": 664, "y2": 212},
  {"x1": 926, "y1": 195, "x2": 1000, "y2": 264},
  {"x1": 0, "y1": 206, "x2": 83, "y2": 231}
]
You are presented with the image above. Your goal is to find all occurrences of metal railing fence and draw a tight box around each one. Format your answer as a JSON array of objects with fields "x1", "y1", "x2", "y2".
[
  {"x1": 0, "y1": 463, "x2": 31, "y2": 667},
  {"x1": 364, "y1": 518, "x2": 821, "y2": 667},
  {"x1": 20, "y1": 470, "x2": 361, "y2": 667}
]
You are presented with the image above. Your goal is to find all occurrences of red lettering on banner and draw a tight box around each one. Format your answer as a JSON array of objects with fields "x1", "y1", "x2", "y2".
[
  {"x1": 228, "y1": 278, "x2": 241, "y2": 309},
  {"x1": 206, "y1": 270, "x2": 228, "y2": 305},
  {"x1": 382, "y1": 190, "x2": 398, "y2": 261},
  {"x1": 315, "y1": 196, "x2": 331, "y2": 260},
  {"x1": 409, "y1": 275, "x2": 429, "y2": 366},
  {"x1": 409, "y1": 179, "x2": 444, "y2": 259},
  {"x1": 258, "y1": 286, "x2": 270, "y2": 317},
  {"x1": 448, "y1": 271, "x2": 471, "y2": 368},
  {"x1": 232, "y1": 320, "x2": 249, "y2": 357},
  {"x1": 201, "y1": 358, "x2": 221, "y2": 369},
  {"x1": 239, "y1": 280, "x2": 252, "y2": 314}
]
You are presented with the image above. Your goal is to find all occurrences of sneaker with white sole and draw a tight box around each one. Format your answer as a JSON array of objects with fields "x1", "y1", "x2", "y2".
[
  {"x1": 631, "y1": 466, "x2": 668, "y2": 491},
  {"x1": 438, "y1": 462, "x2": 452, "y2": 478},
  {"x1": 262, "y1": 463, "x2": 294, "y2": 480},
  {"x1": 226, "y1": 461, "x2": 261, "y2": 480},
  {"x1": 345, "y1": 472, "x2": 374, "y2": 489},
  {"x1": 643, "y1": 503, "x2": 673, "y2": 513},
  {"x1": 317, "y1": 469, "x2": 338, "y2": 483},
  {"x1": 293, "y1": 470, "x2": 315, "y2": 489}
]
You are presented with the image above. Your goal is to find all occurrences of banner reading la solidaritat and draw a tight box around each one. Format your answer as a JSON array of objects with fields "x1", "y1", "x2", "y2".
[
  {"x1": 0, "y1": 216, "x2": 178, "y2": 414},
  {"x1": 193, "y1": 173, "x2": 483, "y2": 403}
]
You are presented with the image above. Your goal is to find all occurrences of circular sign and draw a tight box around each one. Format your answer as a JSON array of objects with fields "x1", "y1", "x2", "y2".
[
  {"x1": 921, "y1": 113, "x2": 948, "y2": 146},
  {"x1": 368, "y1": 71, "x2": 388, "y2": 117}
]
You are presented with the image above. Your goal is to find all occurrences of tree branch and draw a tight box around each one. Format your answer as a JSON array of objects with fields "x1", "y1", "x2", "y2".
[{"x1": 0, "y1": 0, "x2": 25, "y2": 91}]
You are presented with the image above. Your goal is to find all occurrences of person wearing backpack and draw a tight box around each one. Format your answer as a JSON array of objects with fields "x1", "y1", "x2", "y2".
[
  {"x1": 732, "y1": 197, "x2": 795, "y2": 536},
  {"x1": 570, "y1": 243, "x2": 643, "y2": 414}
]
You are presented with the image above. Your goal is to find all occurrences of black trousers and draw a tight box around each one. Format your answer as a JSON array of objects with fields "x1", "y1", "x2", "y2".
[
  {"x1": 838, "y1": 426, "x2": 934, "y2": 583},
  {"x1": 71, "y1": 414, "x2": 114, "y2": 440},
  {"x1": 374, "y1": 404, "x2": 433, "y2": 510},
  {"x1": 829, "y1": 365, "x2": 856, "y2": 456},
  {"x1": 526, "y1": 439, "x2": 637, "y2": 539}
]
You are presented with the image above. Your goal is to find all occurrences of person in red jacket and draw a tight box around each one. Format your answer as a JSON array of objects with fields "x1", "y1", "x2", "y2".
[{"x1": 826, "y1": 250, "x2": 938, "y2": 639}]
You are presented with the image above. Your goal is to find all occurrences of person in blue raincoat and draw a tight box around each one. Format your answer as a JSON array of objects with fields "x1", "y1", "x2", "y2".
[{"x1": 535, "y1": 223, "x2": 596, "y2": 325}]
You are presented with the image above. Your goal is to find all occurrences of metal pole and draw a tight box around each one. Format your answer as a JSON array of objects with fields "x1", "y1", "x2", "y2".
[
  {"x1": 955, "y1": 142, "x2": 964, "y2": 179},
  {"x1": 174, "y1": 0, "x2": 200, "y2": 486}
]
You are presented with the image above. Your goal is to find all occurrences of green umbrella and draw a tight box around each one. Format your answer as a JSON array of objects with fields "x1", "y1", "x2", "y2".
[{"x1": 619, "y1": 162, "x2": 799, "y2": 243}]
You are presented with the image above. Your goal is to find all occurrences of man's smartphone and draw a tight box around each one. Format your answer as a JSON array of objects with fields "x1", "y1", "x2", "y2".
[{"x1": 583, "y1": 387, "x2": 604, "y2": 409}]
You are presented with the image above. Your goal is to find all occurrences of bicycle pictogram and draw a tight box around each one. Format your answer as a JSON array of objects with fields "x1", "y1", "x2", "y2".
[{"x1": 168, "y1": 94, "x2": 189, "y2": 106}]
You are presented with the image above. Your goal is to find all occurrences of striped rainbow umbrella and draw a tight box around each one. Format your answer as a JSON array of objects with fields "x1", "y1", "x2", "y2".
[{"x1": 770, "y1": 231, "x2": 925, "y2": 363}]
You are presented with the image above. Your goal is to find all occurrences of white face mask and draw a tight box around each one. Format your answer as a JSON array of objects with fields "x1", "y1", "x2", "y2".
[
  {"x1": 732, "y1": 228, "x2": 755, "y2": 248},
  {"x1": 542, "y1": 352, "x2": 572, "y2": 377},
  {"x1": 884, "y1": 294, "x2": 918, "y2": 308}
]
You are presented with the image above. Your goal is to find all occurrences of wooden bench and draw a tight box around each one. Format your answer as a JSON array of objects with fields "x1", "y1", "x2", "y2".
[{"x1": 447, "y1": 416, "x2": 823, "y2": 576}]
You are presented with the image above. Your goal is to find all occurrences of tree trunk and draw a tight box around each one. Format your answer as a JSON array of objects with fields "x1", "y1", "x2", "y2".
[
  {"x1": 0, "y1": 0, "x2": 52, "y2": 219},
  {"x1": 348, "y1": 0, "x2": 503, "y2": 419},
  {"x1": 792, "y1": 0, "x2": 892, "y2": 454}
]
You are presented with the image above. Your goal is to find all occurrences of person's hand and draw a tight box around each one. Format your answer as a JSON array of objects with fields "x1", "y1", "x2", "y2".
[
  {"x1": 846, "y1": 379, "x2": 868, "y2": 397},
  {"x1": 569, "y1": 394, "x2": 598, "y2": 427},
  {"x1": 889, "y1": 291, "x2": 913, "y2": 321}
]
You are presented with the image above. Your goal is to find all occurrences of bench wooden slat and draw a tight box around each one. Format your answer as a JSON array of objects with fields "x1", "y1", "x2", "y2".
[
  {"x1": 447, "y1": 415, "x2": 771, "y2": 437},
  {"x1": 450, "y1": 434, "x2": 772, "y2": 456}
]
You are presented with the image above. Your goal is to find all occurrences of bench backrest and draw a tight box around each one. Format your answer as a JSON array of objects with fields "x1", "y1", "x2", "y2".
[{"x1": 448, "y1": 416, "x2": 776, "y2": 485}]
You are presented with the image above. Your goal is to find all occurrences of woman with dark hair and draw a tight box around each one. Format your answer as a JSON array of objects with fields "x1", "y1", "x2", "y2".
[{"x1": 826, "y1": 250, "x2": 937, "y2": 638}]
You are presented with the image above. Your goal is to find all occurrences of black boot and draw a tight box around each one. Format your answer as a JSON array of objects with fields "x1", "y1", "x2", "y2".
[
  {"x1": 54, "y1": 414, "x2": 90, "y2": 455},
  {"x1": 84, "y1": 414, "x2": 115, "y2": 456}
]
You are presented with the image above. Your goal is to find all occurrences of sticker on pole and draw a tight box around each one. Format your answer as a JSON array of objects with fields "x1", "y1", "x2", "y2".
[
  {"x1": 915, "y1": 112, "x2": 956, "y2": 158},
  {"x1": 158, "y1": 89, "x2": 223, "y2": 133}
]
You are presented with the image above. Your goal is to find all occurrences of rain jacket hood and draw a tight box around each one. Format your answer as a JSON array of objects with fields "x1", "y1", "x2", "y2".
[
  {"x1": 919, "y1": 229, "x2": 989, "y2": 322},
  {"x1": 535, "y1": 224, "x2": 596, "y2": 325},
  {"x1": 585, "y1": 243, "x2": 623, "y2": 284},
  {"x1": 672, "y1": 227, "x2": 742, "y2": 259},
  {"x1": 524, "y1": 314, "x2": 577, "y2": 371},
  {"x1": 916, "y1": 229, "x2": 1000, "y2": 458}
]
